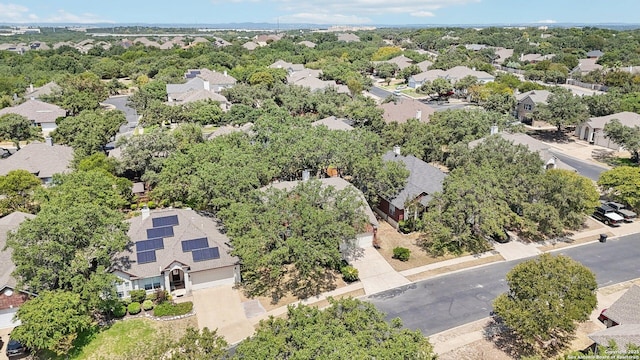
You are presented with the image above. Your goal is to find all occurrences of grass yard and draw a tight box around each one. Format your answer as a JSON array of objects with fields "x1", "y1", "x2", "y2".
[{"x1": 45, "y1": 317, "x2": 197, "y2": 360}]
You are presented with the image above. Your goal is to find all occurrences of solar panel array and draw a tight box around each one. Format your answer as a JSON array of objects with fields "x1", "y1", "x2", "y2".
[
  {"x1": 147, "y1": 226, "x2": 174, "y2": 239},
  {"x1": 152, "y1": 215, "x2": 179, "y2": 228},
  {"x1": 192, "y1": 247, "x2": 220, "y2": 262},
  {"x1": 136, "y1": 238, "x2": 164, "y2": 252},
  {"x1": 137, "y1": 250, "x2": 157, "y2": 264},
  {"x1": 181, "y1": 238, "x2": 209, "y2": 252}
]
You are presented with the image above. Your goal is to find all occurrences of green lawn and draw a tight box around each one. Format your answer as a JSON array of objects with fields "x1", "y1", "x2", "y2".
[{"x1": 44, "y1": 317, "x2": 197, "y2": 360}]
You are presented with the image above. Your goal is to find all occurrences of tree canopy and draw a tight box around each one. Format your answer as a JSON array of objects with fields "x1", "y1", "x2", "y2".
[
  {"x1": 604, "y1": 119, "x2": 640, "y2": 162},
  {"x1": 598, "y1": 166, "x2": 640, "y2": 211},
  {"x1": 532, "y1": 87, "x2": 589, "y2": 132},
  {"x1": 233, "y1": 298, "x2": 436, "y2": 359},
  {"x1": 492, "y1": 254, "x2": 597, "y2": 356},
  {"x1": 53, "y1": 109, "x2": 126, "y2": 158},
  {"x1": 0, "y1": 170, "x2": 41, "y2": 216},
  {"x1": 0, "y1": 113, "x2": 39, "y2": 149}
]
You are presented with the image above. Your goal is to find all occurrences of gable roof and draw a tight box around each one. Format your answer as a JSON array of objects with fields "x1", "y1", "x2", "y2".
[
  {"x1": 379, "y1": 98, "x2": 435, "y2": 124},
  {"x1": 261, "y1": 177, "x2": 378, "y2": 229},
  {"x1": 494, "y1": 47, "x2": 514, "y2": 64},
  {"x1": 586, "y1": 112, "x2": 640, "y2": 130},
  {"x1": 0, "y1": 99, "x2": 66, "y2": 124},
  {"x1": 167, "y1": 89, "x2": 229, "y2": 106},
  {"x1": 516, "y1": 90, "x2": 552, "y2": 104},
  {"x1": 381, "y1": 55, "x2": 414, "y2": 70},
  {"x1": 0, "y1": 212, "x2": 36, "y2": 290},
  {"x1": 287, "y1": 69, "x2": 323, "y2": 83},
  {"x1": 311, "y1": 116, "x2": 354, "y2": 131},
  {"x1": 25, "y1": 81, "x2": 60, "y2": 99},
  {"x1": 587, "y1": 50, "x2": 605, "y2": 58},
  {"x1": 298, "y1": 41, "x2": 316, "y2": 48},
  {"x1": 416, "y1": 60, "x2": 433, "y2": 72},
  {"x1": 206, "y1": 123, "x2": 254, "y2": 140},
  {"x1": 113, "y1": 209, "x2": 238, "y2": 279},
  {"x1": 337, "y1": 33, "x2": 360, "y2": 42},
  {"x1": 166, "y1": 77, "x2": 206, "y2": 96},
  {"x1": 382, "y1": 151, "x2": 447, "y2": 209},
  {"x1": 589, "y1": 324, "x2": 640, "y2": 350},
  {"x1": 186, "y1": 68, "x2": 237, "y2": 86},
  {"x1": 445, "y1": 66, "x2": 495, "y2": 81},
  {"x1": 575, "y1": 58, "x2": 603, "y2": 73},
  {"x1": 601, "y1": 285, "x2": 640, "y2": 325},
  {"x1": 270, "y1": 60, "x2": 305, "y2": 72},
  {"x1": 0, "y1": 141, "x2": 73, "y2": 178}
]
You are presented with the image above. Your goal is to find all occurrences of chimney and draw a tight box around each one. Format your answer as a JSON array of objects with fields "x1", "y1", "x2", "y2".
[
  {"x1": 141, "y1": 206, "x2": 150, "y2": 219},
  {"x1": 45, "y1": 136, "x2": 53, "y2": 146},
  {"x1": 30, "y1": 96, "x2": 35, "y2": 101},
  {"x1": 29, "y1": 83, "x2": 34, "y2": 93},
  {"x1": 490, "y1": 125, "x2": 499, "y2": 135},
  {"x1": 224, "y1": 70, "x2": 227, "y2": 77},
  {"x1": 302, "y1": 169, "x2": 311, "y2": 181},
  {"x1": 415, "y1": 110, "x2": 422, "y2": 120},
  {"x1": 393, "y1": 145, "x2": 401, "y2": 156},
  {"x1": 204, "y1": 80, "x2": 210, "y2": 91}
]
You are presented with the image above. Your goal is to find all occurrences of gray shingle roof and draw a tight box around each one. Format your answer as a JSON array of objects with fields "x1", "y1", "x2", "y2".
[
  {"x1": 311, "y1": 116, "x2": 354, "y2": 131},
  {"x1": 166, "y1": 77, "x2": 206, "y2": 96},
  {"x1": 0, "y1": 141, "x2": 73, "y2": 179},
  {"x1": 380, "y1": 98, "x2": 435, "y2": 124},
  {"x1": 0, "y1": 99, "x2": 66, "y2": 124},
  {"x1": 188, "y1": 68, "x2": 237, "y2": 86},
  {"x1": 589, "y1": 324, "x2": 640, "y2": 349},
  {"x1": 586, "y1": 112, "x2": 640, "y2": 130},
  {"x1": 113, "y1": 209, "x2": 238, "y2": 279},
  {"x1": 382, "y1": 151, "x2": 447, "y2": 209},
  {"x1": 516, "y1": 90, "x2": 552, "y2": 103},
  {"x1": 0, "y1": 212, "x2": 36, "y2": 290},
  {"x1": 601, "y1": 285, "x2": 640, "y2": 325},
  {"x1": 167, "y1": 89, "x2": 229, "y2": 106},
  {"x1": 260, "y1": 177, "x2": 378, "y2": 228}
]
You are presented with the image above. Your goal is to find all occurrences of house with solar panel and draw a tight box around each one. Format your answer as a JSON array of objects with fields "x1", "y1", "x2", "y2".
[{"x1": 111, "y1": 208, "x2": 240, "y2": 298}]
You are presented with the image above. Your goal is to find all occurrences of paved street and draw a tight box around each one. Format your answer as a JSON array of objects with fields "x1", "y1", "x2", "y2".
[
  {"x1": 551, "y1": 150, "x2": 609, "y2": 181},
  {"x1": 368, "y1": 86, "x2": 393, "y2": 99},
  {"x1": 103, "y1": 95, "x2": 138, "y2": 133},
  {"x1": 367, "y1": 233, "x2": 640, "y2": 336}
]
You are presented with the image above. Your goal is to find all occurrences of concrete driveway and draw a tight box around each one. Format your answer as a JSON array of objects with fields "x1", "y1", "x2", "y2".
[
  {"x1": 192, "y1": 286, "x2": 255, "y2": 345},
  {"x1": 351, "y1": 247, "x2": 410, "y2": 295}
]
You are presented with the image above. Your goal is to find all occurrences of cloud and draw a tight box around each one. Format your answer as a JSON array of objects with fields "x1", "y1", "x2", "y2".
[
  {"x1": 0, "y1": 3, "x2": 113, "y2": 23},
  {"x1": 536, "y1": 19, "x2": 557, "y2": 24},
  {"x1": 213, "y1": 0, "x2": 479, "y2": 23}
]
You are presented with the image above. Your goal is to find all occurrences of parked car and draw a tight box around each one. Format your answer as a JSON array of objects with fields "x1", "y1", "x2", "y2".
[
  {"x1": 6, "y1": 336, "x2": 27, "y2": 358},
  {"x1": 593, "y1": 204, "x2": 625, "y2": 227},
  {"x1": 605, "y1": 202, "x2": 637, "y2": 222}
]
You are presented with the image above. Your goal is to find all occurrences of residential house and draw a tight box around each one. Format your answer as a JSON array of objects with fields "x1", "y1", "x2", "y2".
[
  {"x1": 494, "y1": 47, "x2": 514, "y2": 64},
  {"x1": 377, "y1": 147, "x2": 447, "y2": 229},
  {"x1": 469, "y1": 130, "x2": 576, "y2": 172},
  {"x1": 575, "y1": 112, "x2": 640, "y2": 150},
  {"x1": 286, "y1": 69, "x2": 323, "y2": 83},
  {"x1": 206, "y1": 123, "x2": 254, "y2": 140},
  {"x1": 184, "y1": 68, "x2": 237, "y2": 92},
  {"x1": 24, "y1": 81, "x2": 60, "y2": 100},
  {"x1": 520, "y1": 53, "x2": 556, "y2": 63},
  {"x1": 166, "y1": 77, "x2": 208, "y2": 101},
  {"x1": 311, "y1": 116, "x2": 354, "y2": 131},
  {"x1": 166, "y1": 89, "x2": 231, "y2": 111},
  {"x1": 337, "y1": 33, "x2": 360, "y2": 42},
  {"x1": 289, "y1": 76, "x2": 349, "y2": 94},
  {"x1": 134, "y1": 37, "x2": 161, "y2": 48},
  {"x1": 515, "y1": 90, "x2": 552, "y2": 123},
  {"x1": 416, "y1": 59, "x2": 433, "y2": 72},
  {"x1": 112, "y1": 208, "x2": 240, "y2": 298},
  {"x1": 0, "y1": 99, "x2": 66, "y2": 134},
  {"x1": 408, "y1": 66, "x2": 494, "y2": 89},
  {"x1": 587, "y1": 50, "x2": 605, "y2": 59},
  {"x1": 465, "y1": 44, "x2": 487, "y2": 51},
  {"x1": 0, "y1": 212, "x2": 35, "y2": 329},
  {"x1": 0, "y1": 138, "x2": 73, "y2": 183},
  {"x1": 298, "y1": 41, "x2": 316, "y2": 48},
  {"x1": 254, "y1": 34, "x2": 283, "y2": 46},
  {"x1": 166, "y1": 68, "x2": 236, "y2": 104},
  {"x1": 242, "y1": 41, "x2": 259, "y2": 50},
  {"x1": 269, "y1": 60, "x2": 306, "y2": 74},
  {"x1": 373, "y1": 55, "x2": 414, "y2": 70},
  {"x1": 379, "y1": 98, "x2": 435, "y2": 124},
  {"x1": 589, "y1": 285, "x2": 640, "y2": 351},
  {"x1": 572, "y1": 58, "x2": 603, "y2": 76},
  {"x1": 261, "y1": 177, "x2": 379, "y2": 254}
]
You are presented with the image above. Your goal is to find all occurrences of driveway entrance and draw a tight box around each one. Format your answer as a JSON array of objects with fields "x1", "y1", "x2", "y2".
[{"x1": 192, "y1": 285, "x2": 254, "y2": 344}]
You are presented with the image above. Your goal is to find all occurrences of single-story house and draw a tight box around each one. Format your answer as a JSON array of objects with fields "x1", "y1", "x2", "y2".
[
  {"x1": 0, "y1": 211, "x2": 36, "y2": 329},
  {"x1": 206, "y1": 122, "x2": 254, "y2": 140},
  {"x1": 298, "y1": 41, "x2": 316, "y2": 48},
  {"x1": 379, "y1": 98, "x2": 435, "y2": 124},
  {"x1": 24, "y1": 81, "x2": 59, "y2": 100},
  {"x1": 575, "y1": 112, "x2": 640, "y2": 150},
  {"x1": 416, "y1": 59, "x2": 433, "y2": 72},
  {"x1": 572, "y1": 58, "x2": 603, "y2": 76},
  {"x1": 242, "y1": 41, "x2": 259, "y2": 50},
  {"x1": 494, "y1": 47, "x2": 514, "y2": 64},
  {"x1": 469, "y1": 130, "x2": 575, "y2": 172},
  {"x1": 408, "y1": 66, "x2": 494, "y2": 89},
  {"x1": 166, "y1": 89, "x2": 231, "y2": 111},
  {"x1": 0, "y1": 138, "x2": 73, "y2": 183},
  {"x1": 587, "y1": 50, "x2": 605, "y2": 59},
  {"x1": 111, "y1": 208, "x2": 240, "y2": 298},
  {"x1": 269, "y1": 60, "x2": 306, "y2": 74},
  {"x1": 373, "y1": 55, "x2": 414, "y2": 71},
  {"x1": 261, "y1": 177, "x2": 379, "y2": 256},
  {"x1": 254, "y1": 34, "x2": 283, "y2": 46},
  {"x1": 311, "y1": 116, "x2": 354, "y2": 131},
  {"x1": 589, "y1": 285, "x2": 640, "y2": 351},
  {"x1": 337, "y1": 33, "x2": 360, "y2": 42},
  {"x1": 515, "y1": 90, "x2": 552, "y2": 123},
  {"x1": 0, "y1": 99, "x2": 66, "y2": 135},
  {"x1": 377, "y1": 147, "x2": 447, "y2": 228},
  {"x1": 520, "y1": 53, "x2": 556, "y2": 63},
  {"x1": 289, "y1": 76, "x2": 350, "y2": 94},
  {"x1": 465, "y1": 44, "x2": 487, "y2": 51}
]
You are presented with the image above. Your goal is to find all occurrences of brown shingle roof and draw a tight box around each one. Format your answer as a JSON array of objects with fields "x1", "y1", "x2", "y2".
[
  {"x1": 0, "y1": 141, "x2": 73, "y2": 179},
  {"x1": 311, "y1": 116, "x2": 354, "y2": 131},
  {"x1": 0, "y1": 99, "x2": 66, "y2": 124},
  {"x1": 379, "y1": 98, "x2": 435, "y2": 124},
  {"x1": 113, "y1": 209, "x2": 238, "y2": 279}
]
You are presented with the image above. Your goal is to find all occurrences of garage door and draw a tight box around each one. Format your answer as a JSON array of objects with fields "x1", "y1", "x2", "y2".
[
  {"x1": 0, "y1": 308, "x2": 20, "y2": 329},
  {"x1": 190, "y1": 267, "x2": 235, "y2": 291}
]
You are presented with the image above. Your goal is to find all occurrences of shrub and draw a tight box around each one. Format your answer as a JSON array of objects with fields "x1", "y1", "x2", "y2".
[
  {"x1": 112, "y1": 302, "x2": 127, "y2": 318},
  {"x1": 128, "y1": 302, "x2": 141, "y2": 315},
  {"x1": 340, "y1": 265, "x2": 359, "y2": 282},
  {"x1": 153, "y1": 301, "x2": 193, "y2": 317},
  {"x1": 393, "y1": 247, "x2": 411, "y2": 262},
  {"x1": 147, "y1": 200, "x2": 156, "y2": 209},
  {"x1": 142, "y1": 299, "x2": 154, "y2": 311},
  {"x1": 130, "y1": 203, "x2": 138, "y2": 210},
  {"x1": 129, "y1": 289, "x2": 146, "y2": 303},
  {"x1": 151, "y1": 289, "x2": 168, "y2": 304}
]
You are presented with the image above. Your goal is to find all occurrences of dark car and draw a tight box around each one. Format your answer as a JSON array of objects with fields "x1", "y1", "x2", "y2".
[
  {"x1": 6, "y1": 337, "x2": 27, "y2": 358},
  {"x1": 593, "y1": 204, "x2": 625, "y2": 227}
]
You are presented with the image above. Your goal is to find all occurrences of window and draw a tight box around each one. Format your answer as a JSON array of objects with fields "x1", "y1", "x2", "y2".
[
  {"x1": 117, "y1": 292, "x2": 124, "y2": 298},
  {"x1": 389, "y1": 204, "x2": 396, "y2": 216},
  {"x1": 524, "y1": 104, "x2": 533, "y2": 111},
  {"x1": 144, "y1": 283, "x2": 153, "y2": 291},
  {"x1": 153, "y1": 282, "x2": 162, "y2": 289}
]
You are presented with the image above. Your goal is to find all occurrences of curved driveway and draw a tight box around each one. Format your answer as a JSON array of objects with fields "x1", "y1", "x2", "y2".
[{"x1": 368, "y1": 234, "x2": 640, "y2": 336}]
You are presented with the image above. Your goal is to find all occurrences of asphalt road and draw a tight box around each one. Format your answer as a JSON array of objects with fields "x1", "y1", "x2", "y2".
[
  {"x1": 103, "y1": 95, "x2": 138, "y2": 133},
  {"x1": 368, "y1": 86, "x2": 393, "y2": 99},
  {"x1": 550, "y1": 150, "x2": 609, "y2": 181},
  {"x1": 367, "y1": 233, "x2": 640, "y2": 336}
]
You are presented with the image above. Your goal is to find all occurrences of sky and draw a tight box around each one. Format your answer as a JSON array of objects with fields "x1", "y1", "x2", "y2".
[{"x1": 1, "y1": 0, "x2": 640, "y2": 26}]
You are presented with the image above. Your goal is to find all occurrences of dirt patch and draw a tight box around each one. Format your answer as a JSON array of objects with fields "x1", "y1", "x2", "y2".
[
  {"x1": 376, "y1": 221, "x2": 460, "y2": 271},
  {"x1": 305, "y1": 288, "x2": 366, "y2": 309},
  {"x1": 438, "y1": 339, "x2": 514, "y2": 360},
  {"x1": 406, "y1": 254, "x2": 504, "y2": 282},
  {"x1": 238, "y1": 275, "x2": 351, "y2": 312}
]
